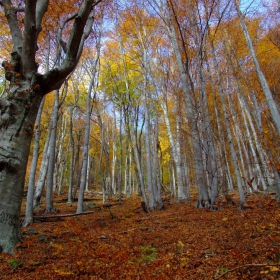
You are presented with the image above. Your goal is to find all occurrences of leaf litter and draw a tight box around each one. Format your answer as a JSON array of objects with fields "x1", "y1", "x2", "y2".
[{"x1": 1, "y1": 192, "x2": 280, "y2": 279}]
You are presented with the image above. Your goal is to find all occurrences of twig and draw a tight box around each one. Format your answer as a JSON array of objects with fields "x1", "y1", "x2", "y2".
[{"x1": 215, "y1": 263, "x2": 280, "y2": 279}]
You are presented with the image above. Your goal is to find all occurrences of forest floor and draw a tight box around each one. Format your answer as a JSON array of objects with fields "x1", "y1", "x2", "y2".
[{"x1": 1, "y1": 191, "x2": 280, "y2": 279}]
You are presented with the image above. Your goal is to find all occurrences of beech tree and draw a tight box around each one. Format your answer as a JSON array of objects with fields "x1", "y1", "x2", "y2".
[{"x1": 0, "y1": 0, "x2": 103, "y2": 254}]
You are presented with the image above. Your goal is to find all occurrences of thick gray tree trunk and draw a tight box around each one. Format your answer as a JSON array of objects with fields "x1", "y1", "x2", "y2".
[
  {"x1": 0, "y1": 82, "x2": 43, "y2": 253},
  {"x1": 0, "y1": 0, "x2": 101, "y2": 253}
]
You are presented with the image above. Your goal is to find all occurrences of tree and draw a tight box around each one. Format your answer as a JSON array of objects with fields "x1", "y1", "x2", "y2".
[
  {"x1": 153, "y1": 0, "x2": 211, "y2": 206},
  {"x1": 76, "y1": 17, "x2": 103, "y2": 213},
  {"x1": 235, "y1": 0, "x2": 280, "y2": 135},
  {"x1": 0, "y1": 0, "x2": 103, "y2": 254}
]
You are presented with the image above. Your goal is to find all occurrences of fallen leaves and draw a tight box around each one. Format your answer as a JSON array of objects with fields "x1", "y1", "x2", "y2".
[{"x1": 0, "y1": 193, "x2": 280, "y2": 279}]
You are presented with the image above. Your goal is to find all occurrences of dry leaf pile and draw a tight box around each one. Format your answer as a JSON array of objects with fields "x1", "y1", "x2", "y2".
[{"x1": 1, "y1": 193, "x2": 280, "y2": 279}]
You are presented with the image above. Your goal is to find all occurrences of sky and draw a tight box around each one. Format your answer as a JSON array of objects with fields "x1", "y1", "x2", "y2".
[{"x1": 240, "y1": 0, "x2": 264, "y2": 14}]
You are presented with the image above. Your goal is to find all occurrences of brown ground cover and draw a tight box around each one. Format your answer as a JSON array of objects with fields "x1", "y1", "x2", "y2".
[{"x1": 1, "y1": 192, "x2": 280, "y2": 279}]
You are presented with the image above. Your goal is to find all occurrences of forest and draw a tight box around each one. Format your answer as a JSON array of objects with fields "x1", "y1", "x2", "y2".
[{"x1": 1, "y1": 0, "x2": 280, "y2": 278}]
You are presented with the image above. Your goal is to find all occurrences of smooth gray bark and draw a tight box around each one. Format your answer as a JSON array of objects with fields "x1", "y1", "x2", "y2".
[
  {"x1": 76, "y1": 26, "x2": 101, "y2": 213},
  {"x1": 33, "y1": 122, "x2": 51, "y2": 208},
  {"x1": 45, "y1": 90, "x2": 59, "y2": 212},
  {"x1": 22, "y1": 97, "x2": 45, "y2": 227},
  {"x1": 0, "y1": 0, "x2": 102, "y2": 253}
]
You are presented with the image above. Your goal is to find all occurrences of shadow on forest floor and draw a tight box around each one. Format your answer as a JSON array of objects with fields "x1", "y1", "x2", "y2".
[{"x1": 1, "y1": 191, "x2": 280, "y2": 279}]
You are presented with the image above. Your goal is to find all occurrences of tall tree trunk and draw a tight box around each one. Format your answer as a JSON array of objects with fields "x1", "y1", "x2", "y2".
[
  {"x1": 111, "y1": 107, "x2": 118, "y2": 195},
  {"x1": 205, "y1": 58, "x2": 229, "y2": 195},
  {"x1": 159, "y1": 90, "x2": 185, "y2": 202},
  {"x1": 55, "y1": 114, "x2": 67, "y2": 195},
  {"x1": 77, "y1": 16, "x2": 102, "y2": 212},
  {"x1": 223, "y1": 36, "x2": 270, "y2": 191},
  {"x1": 159, "y1": 2, "x2": 210, "y2": 206},
  {"x1": 22, "y1": 97, "x2": 45, "y2": 226},
  {"x1": 67, "y1": 77, "x2": 81, "y2": 202},
  {"x1": 33, "y1": 120, "x2": 52, "y2": 208},
  {"x1": 130, "y1": 106, "x2": 148, "y2": 205},
  {"x1": 144, "y1": 95, "x2": 156, "y2": 209},
  {"x1": 45, "y1": 89, "x2": 59, "y2": 213},
  {"x1": 117, "y1": 26, "x2": 148, "y2": 206},
  {"x1": 153, "y1": 111, "x2": 163, "y2": 208},
  {"x1": 23, "y1": 28, "x2": 52, "y2": 225},
  {"x1": 96, "y1": 105, "x2": 108, "y2": 204},
  {"x1": 76, "y1": 71, "x2": 98, "y2": 213},
  {"x1": 209, "y1": 37, "x2": 246, "y2": 207},
  {"x1": 68, "y1": 104, "x2": 77, "y2": 203},
  {"x1": 198, "y1": 59, "x2": 219, "y2": 207},
  {"x1": 235, "y1": 1, "x2": 280, "y2": 135},
  {"x1": 118, "y1": 106, "x2": 123, "y2": 203}
]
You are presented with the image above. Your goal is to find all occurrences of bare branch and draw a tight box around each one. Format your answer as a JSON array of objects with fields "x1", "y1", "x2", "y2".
[
  {"x1": 21, "y1": 0, "x2": 37, "y2": 77},
  {"x1": 92, "y1": 0, "x2": 103, "y2": 9},
  {"x1": 14, "y1": 7, "x2": 25, "y2": 12},
  {"x1": 76, "y1": 9, "x2": 95, "y2": 60},
  {"x1": 58, "y1": 13, "x2": 77, "y2": 53},
  {"x1": 42, "y1": 0, "x2": 101, "y2": 93},
  {"x1": 2, "y1": 0, "x2": 23, "y2": 53},
  {"x1": 35, "y1": 0, "x2": 49, "y2": 37},
  {"x1": 58, "y1": 0, "x2": 103, "y2": 55}
]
